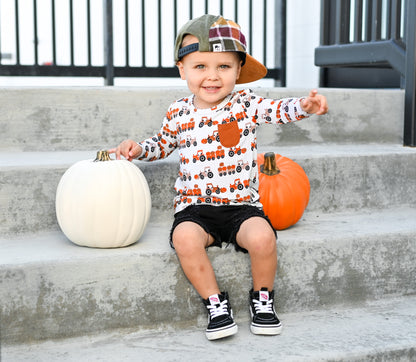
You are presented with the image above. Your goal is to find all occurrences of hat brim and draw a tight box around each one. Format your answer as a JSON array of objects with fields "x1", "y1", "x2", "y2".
[{"x1": 236, "y1": 54, "x2": 268, "y2": 84}]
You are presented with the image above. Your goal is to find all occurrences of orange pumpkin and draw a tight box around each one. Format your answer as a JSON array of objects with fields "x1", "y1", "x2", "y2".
[{"x1": 257, "y1": 152, "x2": 310, "y2": 230}]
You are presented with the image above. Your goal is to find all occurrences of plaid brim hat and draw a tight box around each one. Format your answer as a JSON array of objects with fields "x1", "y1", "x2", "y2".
[{"x1": 175, "y1": 14, "x2": 267, "y2": 84}]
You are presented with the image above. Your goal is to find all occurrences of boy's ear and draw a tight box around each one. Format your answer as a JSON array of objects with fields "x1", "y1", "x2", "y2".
[
  {"x1": 176, "y1": 61, "x2": 186, "y2": 80},
  {"x1": 236, "y1": 61, "x2": 242, "y2": 82}
]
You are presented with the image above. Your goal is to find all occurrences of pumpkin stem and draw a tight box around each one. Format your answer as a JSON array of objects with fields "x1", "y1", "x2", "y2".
[
  {"x1": 94, "y1": 150, "x2": 113, "y2": 162},
  {"x1": 260, "y1": 152, "x2": 280, "y2": 175}
]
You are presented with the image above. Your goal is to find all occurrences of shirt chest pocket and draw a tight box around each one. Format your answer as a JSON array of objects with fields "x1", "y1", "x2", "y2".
[{"x1": 217, "y1": 120, "x2": 240, "y2": 148}]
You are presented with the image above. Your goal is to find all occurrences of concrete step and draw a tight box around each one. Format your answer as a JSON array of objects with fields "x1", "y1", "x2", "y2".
[
  {"x1": 3, "y1": 295, "x2": 416, "y2": 361},
  {"x1": 1, "y1": 207, "x2": 415, "y2": 344},
  {"x1": 1, "y1": 144, "x2": 415, "y2": 236},
  {"x1": 0, "y1": 87, "x2": 405, "y2": 152}
]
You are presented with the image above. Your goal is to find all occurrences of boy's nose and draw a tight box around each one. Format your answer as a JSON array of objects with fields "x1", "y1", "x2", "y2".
[{"x1": 206, "y1": 68, "x2": 219, "y2": 80}]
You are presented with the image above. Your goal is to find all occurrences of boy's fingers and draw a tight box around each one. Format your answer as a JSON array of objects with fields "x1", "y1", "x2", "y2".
[
  {"x1": 302, "y1": 89, "x2": 318, "y2": 111},
  {"x1": 316, "y1": 98, "x2": 329, "y2": 115},
  {"x1": 130, "y1": 143, "x2": 141, "y2": 156},
  {"x1": 116, "y1": 146, "x2": 123, "y2": 160},
  {"x1": 309, "y1": 89, "x2": 318, "y2": 98},
  {"x1": 107, "y1": 147, "x2": 121, "y2": 160}
]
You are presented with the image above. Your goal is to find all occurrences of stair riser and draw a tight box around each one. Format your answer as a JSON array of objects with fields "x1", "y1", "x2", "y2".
[
  {"x1": 1, "y1": 231, "x2": 415, "y2": 344},
  {"x1": 304, "y1": 152, "x2": 416, "y2": 213},
  {"x1": 2, "y1": 152, "x2": 415, "y2": 236},
  {"x1": 0, "y1": 88, "x2": 404, "y2": 151}
]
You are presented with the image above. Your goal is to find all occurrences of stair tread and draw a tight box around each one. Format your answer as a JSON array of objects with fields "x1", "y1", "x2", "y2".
[
  {"x1": 1, "y1": 206, "x2": 415, "y2": 266},
  {"x1": 1, "y1": 143, "x2": 415, "y2": 168},
  {"x1": 3, "y1": 294, "x2": 416, "y2": 361}
]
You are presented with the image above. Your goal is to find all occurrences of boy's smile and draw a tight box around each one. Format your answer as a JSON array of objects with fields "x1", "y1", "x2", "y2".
[{"x1": 177, "y1": 36, "x2": 242, "y2": 109}]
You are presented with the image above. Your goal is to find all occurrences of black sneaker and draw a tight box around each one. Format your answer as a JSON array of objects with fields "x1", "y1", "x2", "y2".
[
  {"x1": 249, "y1": 288, "x2": 282, "y2": 335},
  {"x1": 203, "y1": 292, "x2": 238, "y2": 340}
]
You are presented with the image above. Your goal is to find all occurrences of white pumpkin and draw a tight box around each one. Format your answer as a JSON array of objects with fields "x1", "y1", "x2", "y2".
[{"x1": 56, "y1": 151, "x2": 151, "y2": 248}]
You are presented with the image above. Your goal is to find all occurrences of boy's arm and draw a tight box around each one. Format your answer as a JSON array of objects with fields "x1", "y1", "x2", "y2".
[
  {"x1": 253, "y1": 88, "x2": 328, "y2": 126},
  {"x1": 109, "y1": 111, "x2": 178, "y2": 162},
  {"x1": 137, "y1": 128, "x2": 177, "y2": 161}
]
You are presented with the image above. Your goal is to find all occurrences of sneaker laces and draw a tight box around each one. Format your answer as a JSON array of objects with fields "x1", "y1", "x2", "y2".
[
  {"x1": 252, "y1": 298, "x2": 274, "y2": 314},
  {"x1": 207, "y1": 299, "x2": 229, "y2": 319}
]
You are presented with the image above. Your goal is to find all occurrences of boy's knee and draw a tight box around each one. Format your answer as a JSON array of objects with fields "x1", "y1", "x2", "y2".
[
  {"x1": 172, "y1": 231, "x2": 193, "y2": 254},
  {"x1": 172, "y1": 222, "x2": 208, "y2": 254},
  {"x1": 247, "y1": 230, "x2": 276, "y2": 256}
]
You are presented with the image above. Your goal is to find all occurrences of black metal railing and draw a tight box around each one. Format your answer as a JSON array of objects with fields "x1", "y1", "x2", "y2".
[
  {"x1": 0, "y1": 0, "x2": 286, "y2": 86},
  {"x1": 315, "y1": 0, "x2": 416, "y2": 147}
]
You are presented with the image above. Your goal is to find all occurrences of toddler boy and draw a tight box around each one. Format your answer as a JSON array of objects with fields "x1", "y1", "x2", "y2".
[{"x1": 110, "y1": 14, "x2": 328, "y2": 340}]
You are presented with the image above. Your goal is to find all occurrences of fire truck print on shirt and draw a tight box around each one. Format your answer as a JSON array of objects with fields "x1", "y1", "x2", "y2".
[{"x1": 138, "y1": 89, "x2": 309, "y2": 213}]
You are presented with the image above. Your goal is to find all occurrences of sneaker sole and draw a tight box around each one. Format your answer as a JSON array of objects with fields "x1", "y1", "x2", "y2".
[
  {"x1": 250, "y1": 323, "x2": 282, "y2": 335},
  {"x1": 206, "y1": 323, "x2": 238, "y2": 340}
]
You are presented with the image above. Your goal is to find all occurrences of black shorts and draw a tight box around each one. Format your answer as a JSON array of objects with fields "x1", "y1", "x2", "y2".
[{"x1": 169, "y1": 204, "x2": 276, "y2": 253}]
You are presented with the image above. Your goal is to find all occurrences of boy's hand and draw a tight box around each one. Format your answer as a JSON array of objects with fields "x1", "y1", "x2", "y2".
[
  {"x1": 108, "y1": 139, "x2": 142, "y2": 161},
  {"x1": 300, "y1": 89, "x2": 328, "y2": 115}
]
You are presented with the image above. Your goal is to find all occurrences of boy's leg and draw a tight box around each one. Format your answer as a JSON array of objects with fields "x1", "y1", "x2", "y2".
[
  {"x1": 236, "y1": 216, "x2": 282, "y2": 335},
  {"x1": 172, "y1": 220, "x2": 238, "y2": 340},
  {"x1": 236, "y1": 217, "x2": 277, "y2": 291},
  {"x1": 171, "y1": 221, "x2": 219, "y2": 299}
]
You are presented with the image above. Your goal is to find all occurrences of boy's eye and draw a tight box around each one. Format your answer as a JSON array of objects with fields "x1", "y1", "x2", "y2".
[
  {"x1": 196, "y1": 64, "x2": 205, "y2": 69},
  {"x1": 219, "y1": 64, "x2": 230, "y2": 69}
]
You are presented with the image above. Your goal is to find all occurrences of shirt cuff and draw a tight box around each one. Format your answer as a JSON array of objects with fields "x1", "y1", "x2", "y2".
[
  {"x1": 298, "y1": 97, "x2": 311, "y2": 116},
  {"x1": 136, "y1": 142, "x2": 146, "y2": 159}
]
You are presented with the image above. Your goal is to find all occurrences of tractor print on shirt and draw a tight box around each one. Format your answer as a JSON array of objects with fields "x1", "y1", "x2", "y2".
[
  {"x1": 206, "y1": 183, "x2": 227, "y2": 196},
  {"x1": 186, "y1": 135, "x2": 197, "y2": 147},
  {"x1": 199, "y1": 116, "x2": 219, "y2": 128},
  {"x1": 242, "y1": 122, "x2": 256, "y2": 136},
  {"x1": 228, "y1": 146, "x2": 246, "y2": 157},
  {"x1": 193, "y1": 150, "x2": 206, "y2": 163},
  {"x1": 194, "y1": 166, "x2": 214, "y2": 180},
  {"x1": 201, "y1": 130, "x2": 220, "y2": 144},
  {"x1": 229, "y1": 178, "x2": 250, "y2": 193}
]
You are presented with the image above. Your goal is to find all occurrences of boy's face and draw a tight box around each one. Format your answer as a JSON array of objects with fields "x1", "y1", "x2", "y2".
[{"x1": 177, "y1": 35, "x2": 242, "y2": 109}]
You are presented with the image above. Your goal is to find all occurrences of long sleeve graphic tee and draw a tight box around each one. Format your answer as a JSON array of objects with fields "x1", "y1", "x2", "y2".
[{"x1": 137, "y1": 89, "x2": 309, "y2": 213}]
